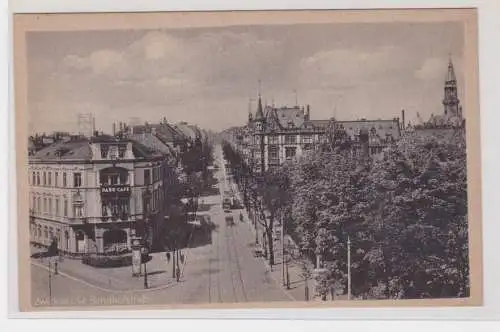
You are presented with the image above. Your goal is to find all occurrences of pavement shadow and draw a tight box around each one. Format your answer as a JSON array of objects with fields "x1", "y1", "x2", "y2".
[{"x1": 146, "y1": 270, "x2": 167, "y2": 276}]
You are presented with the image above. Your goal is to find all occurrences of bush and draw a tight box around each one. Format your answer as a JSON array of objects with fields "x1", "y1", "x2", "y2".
[{"x1": 81, "y1": 253, "x2": 151, "y2": 268}]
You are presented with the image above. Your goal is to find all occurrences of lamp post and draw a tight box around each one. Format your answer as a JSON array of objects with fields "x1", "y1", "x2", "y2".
[
  {"x1": 47, "y1": 259, "x2": 52, "y2": 305},
  {"x1": 281, "y1": 213, "x2": 290, "y2": 289},
  {"x1": 142, "y1": 246, "x2": 148, "y2": 289},
  {"x1": 142, "y1": 185, "x2": 152, "y2": 289},
  {"x1": 347, "y1": 235, "x2": 351, "y2": 300}
]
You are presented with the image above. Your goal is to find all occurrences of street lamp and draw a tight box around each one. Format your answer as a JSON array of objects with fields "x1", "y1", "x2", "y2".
[
  {"x1": 48, "y1": 259, "x2": 53, "y2": 305},
  {"x1": 142, "y1": 185, "x2": 152, "y2": 289},
  {"x1": 141, "y1": 245, "x2": 148, "y2": 289},
  {"x1": 347, "y1": 235, "x2": 352, "y2": 300}
]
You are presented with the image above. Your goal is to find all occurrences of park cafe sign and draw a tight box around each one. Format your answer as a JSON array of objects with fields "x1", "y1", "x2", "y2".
[{"x1": 100, "y1": 185, "x2": 131, "y2": 195}]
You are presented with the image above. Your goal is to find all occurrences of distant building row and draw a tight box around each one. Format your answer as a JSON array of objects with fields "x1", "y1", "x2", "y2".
[{"x1": 223, "y1": 57, "x2": 464, "y2": 173}]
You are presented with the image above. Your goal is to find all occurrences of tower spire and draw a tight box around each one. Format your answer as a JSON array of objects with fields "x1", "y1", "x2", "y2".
[
  {"x1": 248, "y1": 98, "x2": 254, "y2": 123},
  {"x1": 255, "y1": 80, "x2": 264, "y2": 120},
  {"x1": 446, "y1": 54, "x2": 457, "y2": 83},
  {"x1": 443, "y1": 53, "x2": 460, "y2": 119}
]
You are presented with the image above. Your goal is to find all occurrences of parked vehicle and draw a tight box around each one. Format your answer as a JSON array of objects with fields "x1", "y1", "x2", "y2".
[
  {"x1": 222, "y1": 197, "x2": 232, "y2": 211},
  {"x1": 225, "y1": 215, "x2": 235, "y2": 226}
]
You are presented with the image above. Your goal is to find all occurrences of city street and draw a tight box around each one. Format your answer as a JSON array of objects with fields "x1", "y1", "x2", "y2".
[{"x1": 30, "y1": 144, "x2": 296, "y2": 307}]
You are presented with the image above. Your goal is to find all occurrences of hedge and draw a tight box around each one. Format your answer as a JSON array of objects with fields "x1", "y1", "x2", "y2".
[{"x1": 82, "y1": 253, "x2": 152, "y2": 268}]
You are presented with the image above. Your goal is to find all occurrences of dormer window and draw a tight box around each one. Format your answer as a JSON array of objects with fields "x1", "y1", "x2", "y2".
[
  {"x1": 101, "y1": 144, "x2": 109, "y2": 158},
  {"x1": 118, "y1": 145, "x2": 126, "y2": 158}
]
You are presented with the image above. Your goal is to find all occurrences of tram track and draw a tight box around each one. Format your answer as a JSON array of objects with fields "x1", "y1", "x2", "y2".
[{"x1": 228, "y1": 224, "x2": 249, "y2": 302}]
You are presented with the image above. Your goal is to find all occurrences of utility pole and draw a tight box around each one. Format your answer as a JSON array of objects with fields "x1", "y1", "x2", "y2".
[
  {"x1": 48, "y1": 260, "x2": 52, "y2": 305},
  {"x1": 172, "y1": 245, "x2": 176, "y2": 279},
  {"x1": 347, "y1": 236, "x2": 351, "y2": 300},
  {"x1": 281, "y1": 213, "x2": 285, "y2": 287}
]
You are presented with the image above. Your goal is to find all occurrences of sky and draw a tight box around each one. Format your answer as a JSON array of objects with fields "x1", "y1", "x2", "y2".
[{"x1": 26, "y1": 21, "x2": 465, "y2": 134}]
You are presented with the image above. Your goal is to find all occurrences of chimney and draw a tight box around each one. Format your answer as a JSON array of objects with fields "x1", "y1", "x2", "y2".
[
  {"x1": 401, "y1": 109, "x2": 405, "y2": 130},
  {"x1": 305, "y1": 105, "x2": 310, "y2": 120}
]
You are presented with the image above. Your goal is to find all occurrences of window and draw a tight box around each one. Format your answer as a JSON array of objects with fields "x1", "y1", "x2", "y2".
[
  {"x1": 144, "y1": 169, "x2": 151, "y2": 185},
  {"x1": 268, "y1": 136, "x2": 279, "y2": 144},
  {"x1": 36, "y1": 172, "x2": 40, "y2": 185},
  {"x1": 74, "y1": 172, "x2": 82, "y2": 187},
  {"x1": 32, "y1": 172, "x2": 36, "y2": 186},
  {"x1": 64, "y1": 200, "x2": 68, "y2": 217},
  {"x1": 74, "y1": 206, "x2": 83, "y2": 218},
  {"x1": 48, "y1": 172, "x2": 52, "y2": 186},
  {"x1": 43, "y1": 198, "x2": 47, "y2": 214},
  {"x1": 48, "y1": 198, "x2": 52, "y2": 215},
  {"x1": 55, "y1": 172, "x2": 59, "y2": 187},
  {"x1": 285, "y1": 147, "x2": 297, "y2": 159},
  {"x1": 63, "y1": 172, "x2": 67, "y2": 187},
  {"x1": 118, "y1": 145, "x2": 126, "y2": 158},
  {"x1": 55, "y1": 198, "x2": 60, "y2": 216},
  {"x1": 302, "y1": 135, "x2": 313, "y2": 144},
  {"x1": 43, "y1": 172, "x2": 47, "y2": 186},
  {"x1": 119, "y1": 172, "x2": 127, "y2": 185},
  {"x1": 37, "y1": 197, "x2": 41, "y2": 214},
  {"x1": 284, "y1": 135, "x2": 297, "y2": 144},
  {"x1": 43, "y1": 226, "x2": 48, "y2": 240},
  {"x1": 268, "y1": 145, "x2": 279, "y2": 160},
  {"x1": 110, "y1": 174, "x2": 119, "y2": 185},
  {"x1": 32, "y1": 196, "x2": 36, "y2": 211},
  {"x1": 101, "y1": 144, "x2": 109, "y2": 158}
]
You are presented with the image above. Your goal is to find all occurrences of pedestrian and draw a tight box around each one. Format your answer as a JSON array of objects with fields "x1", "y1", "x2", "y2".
[
  {"x1": 176, "y1": 266, "x2": 181, "y2": 282},
  {"x1": 239, "y1": 212, "x2": 244, "y2": 222},
  {"x1": 180, "y1": 253, "x2": 185, "y2": 264},
  {"x1": 166, "y1": 252, "x2": 171, "y2": 263}
]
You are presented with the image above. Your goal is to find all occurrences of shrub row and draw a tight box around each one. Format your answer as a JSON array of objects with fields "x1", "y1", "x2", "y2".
[{"x1": 82, "y1": 253, "x2": 151, "y2": 268}]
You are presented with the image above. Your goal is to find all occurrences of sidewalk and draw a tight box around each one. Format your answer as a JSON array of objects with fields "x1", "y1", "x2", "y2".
[
  {"x1": 30, "y1": 245, "x2": 185, "y2": 292},
  {"x1": 238, "y1": 202, "x2": 311, "y2": 302}
]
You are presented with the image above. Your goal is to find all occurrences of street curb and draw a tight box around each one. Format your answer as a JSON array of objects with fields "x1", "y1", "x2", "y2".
[{"x1": 31, "y1": 261, "x2": 180, "y2": 294}]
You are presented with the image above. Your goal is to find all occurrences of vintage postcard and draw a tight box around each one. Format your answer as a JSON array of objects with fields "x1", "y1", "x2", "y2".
[{"x1": 13, "y1": 8, "x2": 482, "y2": 311}]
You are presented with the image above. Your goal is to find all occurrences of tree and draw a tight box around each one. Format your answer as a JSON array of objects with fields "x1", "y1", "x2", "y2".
[
  {"x1": 359, "y1": 131, "x2": 468, "y2": 299},
  {"x1": 249, "y1": 169, "x2": 291, "y2": 266},
  {"x1": 282, "y1": 128, "x2": 468, "y2": 300}
]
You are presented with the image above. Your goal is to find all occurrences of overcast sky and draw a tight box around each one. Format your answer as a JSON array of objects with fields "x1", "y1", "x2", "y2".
[{"x1": 27, "y1": 21, "x2": 464, "y2": 134}]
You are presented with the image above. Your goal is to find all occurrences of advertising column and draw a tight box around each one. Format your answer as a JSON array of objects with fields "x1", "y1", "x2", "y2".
[{"x1": 131, "y1": 237, "x2": 142, "y2": 277}]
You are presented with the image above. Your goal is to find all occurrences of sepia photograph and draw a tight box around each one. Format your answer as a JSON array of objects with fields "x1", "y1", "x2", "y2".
[{"x1": 12, "y1": 8, "x2": 482, "y2": 311}]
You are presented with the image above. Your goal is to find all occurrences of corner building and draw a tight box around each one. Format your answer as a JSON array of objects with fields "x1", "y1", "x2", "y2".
[{"x1": 28, "y1": 133, "x2": 167, "y2": 255}]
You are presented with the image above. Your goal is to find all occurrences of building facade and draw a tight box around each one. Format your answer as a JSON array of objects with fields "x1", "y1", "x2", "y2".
[
  {"x1": 238, "y1": 95, "x2": 401, "y2": 173},
  {"x1": 28, "y1": 133, "x2": 168, "y2": 255}
]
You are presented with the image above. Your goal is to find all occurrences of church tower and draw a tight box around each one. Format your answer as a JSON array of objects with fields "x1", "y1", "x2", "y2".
[
  {"x1": 443, "y1": 56, "x2": 461, "y2": 119},
  {"x1": 254, "y1": 93, "x2": 265, "y2": 132}
]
